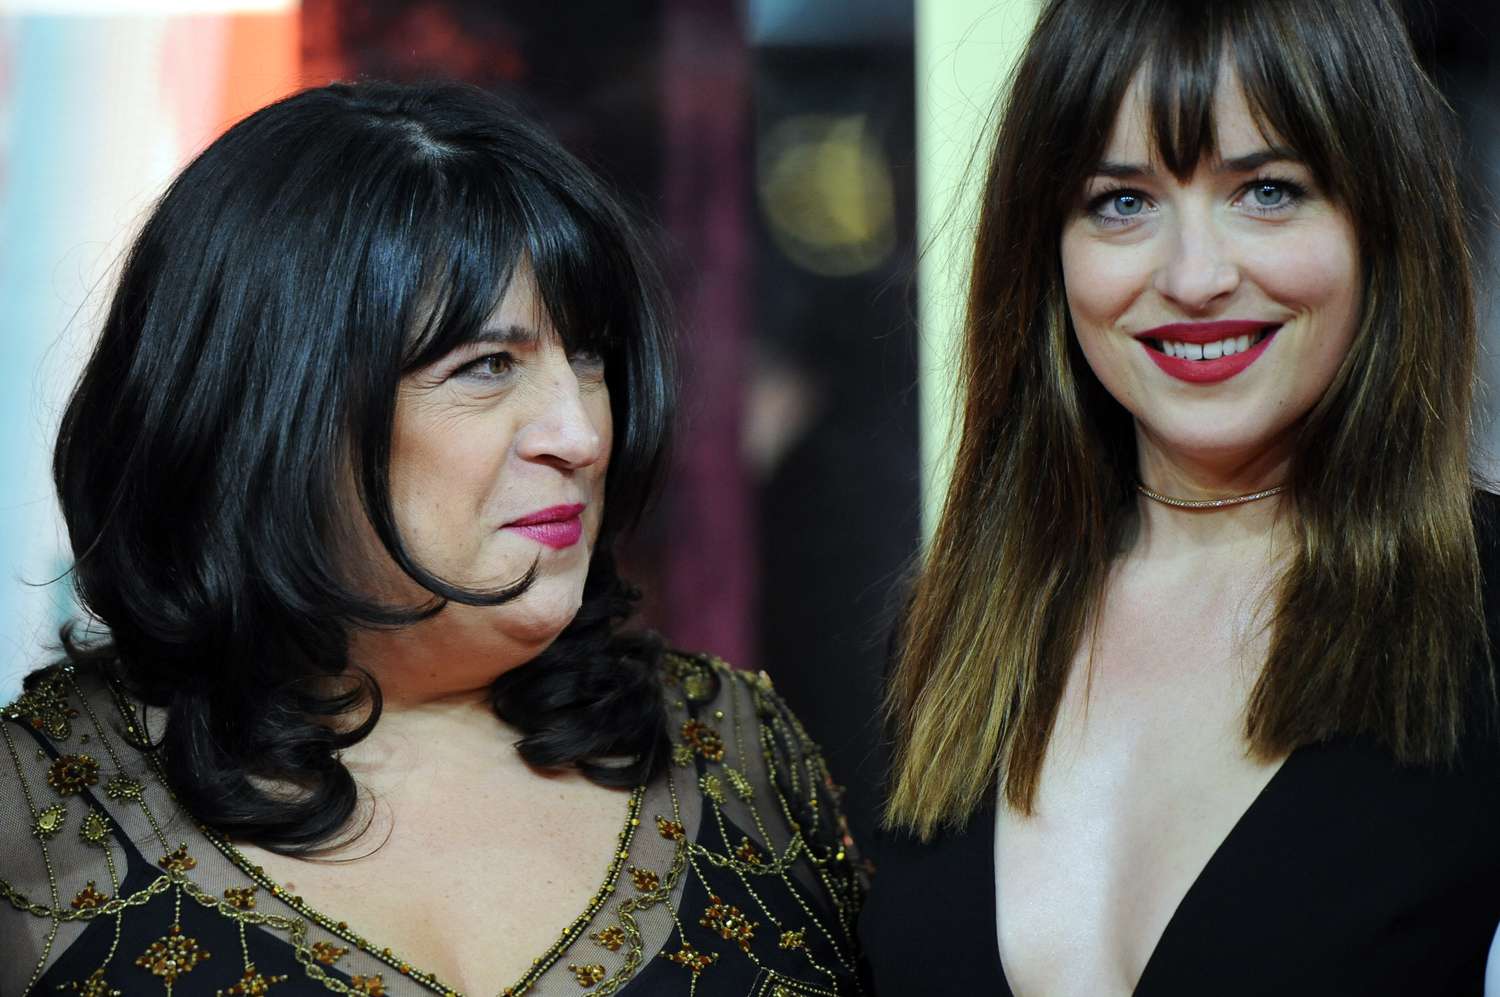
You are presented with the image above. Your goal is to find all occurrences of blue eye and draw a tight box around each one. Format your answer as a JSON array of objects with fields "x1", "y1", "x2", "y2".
[
  {"x1": 1241, "y1": 177, "x2": 1307, "y2": 214},
  {"x1": 1085, "y1": 187, "x2": 1153, "y2": 226},
  {"x1": 1252, "y1": 183, "x2": 1285, "y2": 206}
]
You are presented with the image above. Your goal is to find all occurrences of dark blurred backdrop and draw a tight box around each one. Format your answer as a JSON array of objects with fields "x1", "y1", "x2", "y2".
[{"x1": 296, "y1": 0, "x2": 1500, "y2": 851}]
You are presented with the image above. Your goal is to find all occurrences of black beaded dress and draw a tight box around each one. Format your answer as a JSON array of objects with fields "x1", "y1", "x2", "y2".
[{"x1": 1, "y1": 653, "x2": 865, "y2": 997}]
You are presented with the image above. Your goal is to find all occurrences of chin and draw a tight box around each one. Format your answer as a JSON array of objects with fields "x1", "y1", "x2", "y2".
[{"x1": 495, "y1": 581, "x2": 587, "y2": 647}]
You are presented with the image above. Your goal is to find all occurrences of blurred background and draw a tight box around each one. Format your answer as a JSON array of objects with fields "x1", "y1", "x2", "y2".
[{"x1": 1, "y1": 0, "x2": 1495, "y2": 847}]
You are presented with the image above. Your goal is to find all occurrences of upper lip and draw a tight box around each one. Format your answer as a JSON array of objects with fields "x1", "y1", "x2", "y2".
[
  {"x1": 504, "y1": 503, "x2": 586, "y2": 527},
  {"x1": 1134, "y1": 320, "x2": 1280, "y2": 344}
]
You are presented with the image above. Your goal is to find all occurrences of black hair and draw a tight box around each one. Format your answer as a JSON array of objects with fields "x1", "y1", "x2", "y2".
[{"x1": 51, "y1": 80, "x2": 676, "y2": 853}]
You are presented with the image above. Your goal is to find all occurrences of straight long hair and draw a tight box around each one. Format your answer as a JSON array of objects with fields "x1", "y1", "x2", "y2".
[{"x1": 885, "y1": 0, "x2": 1490, "y2": 839}]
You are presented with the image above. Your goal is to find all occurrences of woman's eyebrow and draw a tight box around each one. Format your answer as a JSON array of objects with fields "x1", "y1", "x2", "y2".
[
  {"x1": 470, "y1": 323, "x2": 541, "y2": 347},
  {"x1": 1216, "y1": 146, "x2": 1300, "y2": 173},
  {"x1": 1091, "y1": 146, "x2": 1301, "y2": 181},
  {"x1": 1093, "y1": 160, "x2": 1152, "y2": 180}
]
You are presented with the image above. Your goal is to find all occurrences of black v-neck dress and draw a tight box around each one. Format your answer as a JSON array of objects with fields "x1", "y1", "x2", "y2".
[{"x1": 860, "y1": 502, "x2": 1500, "y2": 996}]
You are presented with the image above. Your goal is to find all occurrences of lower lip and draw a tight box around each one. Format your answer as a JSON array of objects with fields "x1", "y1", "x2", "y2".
[
  {"x1": 1142, "y1": 330, "x2": 1277, "y2": 384},
  {"x1": 505, "y1": 517, "x2": 583, "y2": 550}
]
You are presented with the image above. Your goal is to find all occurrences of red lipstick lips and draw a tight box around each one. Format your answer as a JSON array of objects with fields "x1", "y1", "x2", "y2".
[
  {"x1": 1136, "y1": 320, "x2": 1280, "y2": 384},
  {"x1": 503, "y1": 503, "x2": 586, "y2": 550}
]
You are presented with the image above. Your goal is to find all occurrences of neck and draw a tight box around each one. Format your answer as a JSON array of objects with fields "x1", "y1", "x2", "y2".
[
  {"x1": 344, "y1": 610, "x2": 541, "y2": 711},
  {"x1": 1130, "y1": 436, "x2": 1293, "y2": 563}
]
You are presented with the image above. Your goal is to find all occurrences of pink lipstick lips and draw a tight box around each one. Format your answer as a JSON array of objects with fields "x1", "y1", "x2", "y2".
[
  {"x1": 502, "y1": 503, "x2": 585, "y2": 550},
  {"x1": 1136, "y1": 320, "x2": 1280, "y2": 384}
]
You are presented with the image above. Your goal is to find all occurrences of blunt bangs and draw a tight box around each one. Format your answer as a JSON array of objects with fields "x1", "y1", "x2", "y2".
[
  {"x1": 269, "y1": 86, "x2": 676, "y2": 608},
  {"x1": 1041, "y1": 0, "x2": 1424, "y2": 234},
  {"x1": 50, "y1": 80, "x2": 677, "y2": 852},
  {"x1": 397, "y1": 168, "x2": 622, "y2": 375}
]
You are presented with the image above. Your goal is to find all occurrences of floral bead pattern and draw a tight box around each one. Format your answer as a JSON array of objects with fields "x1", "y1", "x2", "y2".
[{"x1": 2, "y1": 654, "x2": 864, "y2": 995}]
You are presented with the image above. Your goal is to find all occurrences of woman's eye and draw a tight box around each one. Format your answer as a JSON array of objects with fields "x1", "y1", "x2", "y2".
[
  {"x1": 1239, "y1": 178, "x2": 1306, "y2": 213},
  {"x1": 455, "y1": 352, "x2": 516, "y2": 381},
  {"x1": 1252, "y1": 183, "x2": 1284, "y2": 206},
  {"x1": 1086, "y1": 188, "x2": 1153, "y2": 226}
]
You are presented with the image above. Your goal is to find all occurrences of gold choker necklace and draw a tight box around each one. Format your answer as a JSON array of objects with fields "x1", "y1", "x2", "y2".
[{"x1": 1136, "y1": 482, "x2": 1286, "y2": 510}]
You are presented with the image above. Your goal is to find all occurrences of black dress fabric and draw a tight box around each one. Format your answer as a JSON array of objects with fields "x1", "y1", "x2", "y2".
[{"x1": 860, "y1": 502, "x2": 1500, "y2": 996}]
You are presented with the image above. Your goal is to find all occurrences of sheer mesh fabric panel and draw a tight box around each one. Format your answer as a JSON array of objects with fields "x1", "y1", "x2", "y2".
[{"x1": 2, "y1": 656, "x2": 861, "y2": 995}]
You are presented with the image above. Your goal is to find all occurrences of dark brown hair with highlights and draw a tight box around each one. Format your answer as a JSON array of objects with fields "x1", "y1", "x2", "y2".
[{"x1": 885, "y1": 0, "x2": 1492, "y2": 838}]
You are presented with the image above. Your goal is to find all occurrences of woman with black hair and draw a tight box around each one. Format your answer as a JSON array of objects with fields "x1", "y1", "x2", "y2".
[{"x1": 1, "y1": 81, "x2": 862, "y2": 996}]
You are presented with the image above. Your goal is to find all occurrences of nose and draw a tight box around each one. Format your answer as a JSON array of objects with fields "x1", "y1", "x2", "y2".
[
  {"x1": 514, "y1": 370, "x2": 607, "y2": 470},
  {"x1": 1153, "y1": 208, "x2": 1239, "y2": 311}
]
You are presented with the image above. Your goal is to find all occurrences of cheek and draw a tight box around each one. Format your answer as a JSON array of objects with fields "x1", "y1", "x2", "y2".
[
  {"x1": 1249, "y1": 225, "x2": 1362, "y2": 371},
  {"x1": 389, "y1": 416, "x2": 510, "y2": 542},
  {"x1": 1060, "y1": 229, "x2": 1149, "y2": 334},
  {"x1": 1060, "y1": 228, "x2": 1150, "y2": 402},
  {"x1": 1253, "y1": 227, "x2": 1360, "y2": 316}
]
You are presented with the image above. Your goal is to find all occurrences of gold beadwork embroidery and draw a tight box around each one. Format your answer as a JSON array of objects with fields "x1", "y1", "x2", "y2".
[
  {"x1": 700, "y1": 773, "x2": 726, "y2": 804},
  {"x1": 158, "y1": 843, "x2": 197, "y2": 873},
  {"x1": 58, "y1": 969, "x2": 121, "y2": 996},
  {"x1": 681, "y1": 670, "x2": 714, "y2": 702},
  {"x1": 1, "y1": 652, "x2": 866, "y2": 996},
  {"x1": 48, "y1": 753, "x2": 100, "y2": 795},
  {"x1": 224, "y1": 885, "x2": 257, "y2": 909},
  {"x1": 627, "y1": 865, "x2": 660, "y2": 891},
  {"x1": 309, "y1": 941, "x2": 349, "y2": 965},
  {"x1": 700, "y1": 893, "x2": 758, "y2": 952},
  {"x1": 2, "y1": 668, "x2": 78, "y2": 739},
  {"x1": 724, "y1": 766, "x2": 754, "y2": 800},
  {"x1": 135, "y1": 924, "x2": 211, "y2": 983},
  {"x1": 217, "y1": 964, "x2": 288, "y2": 995},
  {"x1": 79, "y1": 808, "x2": 110, "y2": 845},
  {"x1": 662, "y1": 941, "x2": 718, "y2": 975},
  {"x1": 32, "y1": 802, "x2": 66, "y2": 839},
  {"x1": 104, "y1": 774, "x2": 144, "y2": 800},
  {"x1": 680, "y1": 720, "x2": 725, "y2": 762},
  {"x1": 590, "y1": 925, "x2": 627, "y2": 951},
  {"x1": 568, "y1": 963, "x2": 607, "y2": 986},
  {"x1": 70, "y1": 880, "x2": 109, "y2": 910}
]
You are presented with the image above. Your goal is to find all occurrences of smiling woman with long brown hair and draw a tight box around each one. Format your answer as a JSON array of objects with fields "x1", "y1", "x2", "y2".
[{"x1": 860, "y1": 0, "x2": 1500, "y2": 993}]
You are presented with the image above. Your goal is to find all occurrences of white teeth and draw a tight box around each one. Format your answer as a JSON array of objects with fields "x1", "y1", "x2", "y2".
[{"x1": 1158, "y1": 333, "x2": 1262, "y2": 361}]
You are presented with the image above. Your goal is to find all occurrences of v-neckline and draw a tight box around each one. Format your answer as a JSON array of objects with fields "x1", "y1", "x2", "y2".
[
  {"x1": 114, "y1": 673, "x2": 649, "y2": 997},
  {"x1": 202, "y1": 784, "x2": 646, "y2": 996},
  {"x1": 991, "y1": 744, "x2": 1306, "y2": 996}
]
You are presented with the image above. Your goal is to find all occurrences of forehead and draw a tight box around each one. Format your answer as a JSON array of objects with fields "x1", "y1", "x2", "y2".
[
  {"x1": 1102, "y1": 66, "x2": 1280, "y2": 168},
  {"x1": 1104, "y1": 59, "x2": 1290, "y2": 177}
]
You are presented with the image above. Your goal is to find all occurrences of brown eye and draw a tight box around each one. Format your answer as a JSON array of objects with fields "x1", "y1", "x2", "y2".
[{"x1": 455, "y1": 351, "x2": 516, "y2": 382}]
